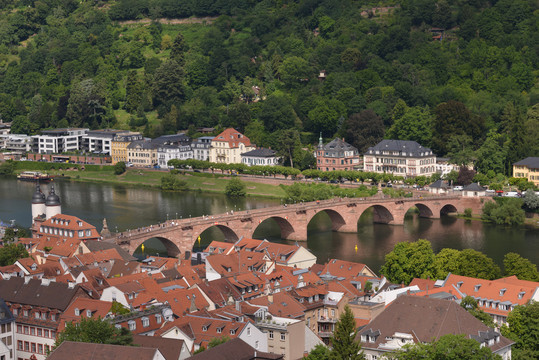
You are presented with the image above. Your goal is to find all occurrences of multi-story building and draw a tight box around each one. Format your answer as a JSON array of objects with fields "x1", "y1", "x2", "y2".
[
  {"x1": 191, "y1": 136, "x2": 213, "y2": 161},
  {"x1": 0, "y1": 120, "x2": 11, "y2": 135},
  {"x1": 241, "y1": 148, "x2": 279, "y2": 167},
  {"x1": 0, "y1": 298, "x2": 15, "y2": 360},
  {"x1": 127, "y1": 141, "x2": 158, "y2": 167},
  {"x1": 0, "y1": 135, "x2": 32, "y2": 153},
  {"x1": 157, "y1": 145, "x2": 193, "y2": 169},
  {"x1": 111, "y1": 132, "x2": 143, "y2": 165},
  {"x1": 209, "y1": 128, "x2": 255, "y2": 164},
  {"x1": 363, "y1": 139, "x2": 436, "y2": 177},
  {"x1": 0, "y1": 277, "x2": 89, "y2": 360},
  {"x1": 255, "y1": 316, "x2": 305, "y2": 360},
  {"x1": 513, "y1": 157, "x2": 539, "y2": 187},
  {"x1": 316, "y1": 137, "x2": 361, "y2": 172},
  {"x1": 81, "y1": 129, "x2": 129, "y2": 155},
  {"x1": 32, "y1": 128, "x2": 88, "y2": 154}
]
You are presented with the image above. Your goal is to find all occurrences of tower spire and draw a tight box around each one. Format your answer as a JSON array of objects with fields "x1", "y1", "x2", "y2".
[{"x1": 318, "y1": 132, "x2": 323, "y2": 148}]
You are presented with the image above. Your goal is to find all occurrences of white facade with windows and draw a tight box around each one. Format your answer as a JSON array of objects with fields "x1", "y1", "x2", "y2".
[
  {"x1": 157, "y1": 145, "x2": 193, "y2": 168},
  {"x1": 32, "y1": 128, "x2": 88, "y2": 154}
]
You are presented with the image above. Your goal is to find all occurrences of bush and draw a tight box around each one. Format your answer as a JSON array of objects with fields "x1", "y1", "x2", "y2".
[
  {"x1": 464, "y1": 208, "x2": 472, "y2": 218},
  {"x1": 482, "y1": 198, "x2": 525, "y2": 226},
  {"x1": 114, "y1": 162, "x2": 126, "y2": 175},
  {"x1": 160, "y1": 174, "x2": 188, "y2": 191},
  {"x1": 0, "y1": 160, "x2": 15, "y2": 175},
  {"x1": 225, "y1": 178, "x2": 246, "y2": 197}
]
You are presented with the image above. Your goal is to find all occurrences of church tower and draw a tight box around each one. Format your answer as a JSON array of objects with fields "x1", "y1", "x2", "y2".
[
  {"x1": 31, "y1": 183, "x2": 46, "y2": 224},
  {"x1": 45, "y1": 184, "x2": 61, "y2": 219}
]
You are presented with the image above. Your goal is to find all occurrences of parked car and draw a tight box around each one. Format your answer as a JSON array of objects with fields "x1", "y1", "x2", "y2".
[
  {"x1": 453, "y1": 186, "x2": 464, "y2": 191},
  {"x1": 504, "y1": 191, "x2": 519, "y2": 198}
]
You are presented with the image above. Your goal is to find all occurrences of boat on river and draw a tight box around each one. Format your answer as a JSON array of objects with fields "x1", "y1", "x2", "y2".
[{"x1": 17, "y1": 171, "x2": 53, "y2": 182}]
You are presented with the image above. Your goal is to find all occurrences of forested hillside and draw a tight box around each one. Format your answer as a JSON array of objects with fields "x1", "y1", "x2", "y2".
[{"x1": 0, "y1": 0, "x2": 537, "y2": 174}]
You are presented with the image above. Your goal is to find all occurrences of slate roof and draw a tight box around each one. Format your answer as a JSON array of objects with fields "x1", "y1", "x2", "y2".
[
  {"x1": 127, "y1": 140, "x2": 158, "y2": 150},
  {"x1": 428, "y1": 179, "x2": 450, "y2": 189},
  {"x1": 241, "y1": 148, "x2": 277, "y2": 158},
  {"x1": 0, "y1": 298, "x2": 15, "y2": 325},
  {"x1": 357, "y1": 295, "x2": 513, "y2": 353},
  {"x1": 188, "y1": 338, "x2": 282, "y2": 360},
  {"x1": 366, "y1": 139, "x2": 434, "y2": 157},
  {"x1": 463, "y1": 183, "x2": 486, "y2": 191},
  {"x1": 320, "y1": 138, "x2": 359, "y2": 155},
  {"x1": 0, "y1": 277, "x2": 81, "y2": 310},
  {"x1": 513, "y1": 157, "x2": 539, "y2": 169},
  {"x1": 47, "y1": 341, "x2": 161, "y2": 360}
]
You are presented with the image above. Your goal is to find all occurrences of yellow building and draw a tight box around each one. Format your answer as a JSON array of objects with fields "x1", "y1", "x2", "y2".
[
  {"x1": 111, "y1": 132, "x2": 142, "y2": 164},
  {"x1": 513, "y1": 157, "x2": 539, "y2": 186},
  {"x1": 208, "y1": 128, "x2": 255, "y2": 164},
  {"x1": 126, "y1": 140, "x2": 158, "y2": 167}
]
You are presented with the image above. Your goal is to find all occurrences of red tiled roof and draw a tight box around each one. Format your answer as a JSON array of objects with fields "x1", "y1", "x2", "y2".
[
  {"x1": 248, "y1": 292, "x2": 306, "y2": 318},
  {"x1": 212, "y1": 128, "x2": 252, "y2": 148},
  {"x1": 58, "y1": 298, "x2": 112, "y2": 331}
]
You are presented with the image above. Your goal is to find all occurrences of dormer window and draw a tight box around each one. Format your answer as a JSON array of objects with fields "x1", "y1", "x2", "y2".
[
  {"x1": 86, "y1": 310, "x2": 92, "y2": 317},
  {"x1": 74, "y1": 308, "x2": 80, "y2": 316},
  {"x1": 518, "y1": 291, "x2": 525, "y2": 299},
  {"x1": 230, "y1": 329, "x2": 236, "y2": 335},
  {"x1": 202, "y1": 326, "x2": 208, "y2": 332},
  {"x1": 474, "y1": 284, "x2": 481, "y2": 292},
  {"x1": 128, "y1": 321, "x2": 136, "y2": 331},
  {"x1": 142, "y1": 317, "x2": 149, "y2": 327},
  {"x1": 456, "y1": 281, "x2": 463, "y2": 288},
  {"x1": 499, "y1": 288, "x2": 506, "y2": 296},
  {"x1": 155, "y1": 314, "x2": 162, "y2": 324}
]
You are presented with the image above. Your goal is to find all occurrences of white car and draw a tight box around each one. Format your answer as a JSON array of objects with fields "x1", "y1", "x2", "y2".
[{"x1": 453, "y1": 186, "x2": 463, "y2": 191}]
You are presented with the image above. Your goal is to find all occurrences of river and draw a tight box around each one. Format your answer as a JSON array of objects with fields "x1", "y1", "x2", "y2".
[{"x1": 1, "y1": 177, "x2": 537, "y2": 273}]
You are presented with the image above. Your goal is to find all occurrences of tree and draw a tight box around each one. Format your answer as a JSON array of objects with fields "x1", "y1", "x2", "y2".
[
  {"x1": 225, "y1": 178, "x2": 246, "y2": 197},
  {"x1": 455, "y1": 249, "x2": 501, "y2": 280},
  {"x1": 503, "y1": 253, "x2": 539, "y2": 281},
  {"x1": 380, "y1": 239, "x2": 439, "y2": 285},
  {"x1": 160, "y1": 174, "x2": 188, "y2": 191},
  {"x1": 475, "y1": 130, "x2": 506, "y2": 175},
  {"x1": 447, "y1": 135, "x2": 475, "y2": 167},
  {"x1": 435, "y1": 248, "x2": 461, "y2": 278},
  {"x1": 258, "y1": 93, "x2": 299, "y2": 132},
  {"x1": 66, "y1": 79, "x2": 106, "y2": 127},
  {"x1": 0, "y1": 243, "x2": 29, "y2": 266},
  {"x1": 457, "y1": 166, "x2": 476, "y2": 186},
  {"x1": 278, "y1": 56, "x2": 313, "y2": 88},
  {"x1": 386, "y1": 106, "x2": 433, "y2": 146},
  {"x1": 343, "y1": 110, "x2": 384, "y2": 154},
  {"x1": 170, "y1": 33, "x2": 187, "y2": 66},
  {"x1": 55, "y1": 317, "x2": 133, "y2": 348},
  {"x1": 522, "y1": 190, "x2": 539, "y2": 212},
  {"x1": 306, "y1": 344, "x2": 330, "y2": 359},
  {"x1": 391, "y1": 334, "x2": 500, "y2": 360},
  {"x1": 125, "y1": 70, "x2": 143, "y2": 114},
  {"x1": 482, "y1": 198, "x2": 525, "y2": 226},
  {"x1": 501, "y1": 302, "x2": 539, "y2": 360},
  {"x1": 330, "y1": 305, "x2": 364, "y2": 360},
  {"x1": 114, "y1": 162, "x2": 126, "y2": 175},
  {"x1": 275, "y1": 129, "x2": 301, "y2": 168},
  {"x1": 153, "y1": 60, "x2": 186, "y2": 108},
  {"x1": 460, "y1": 296, "x2": 495, "y2": 328}
]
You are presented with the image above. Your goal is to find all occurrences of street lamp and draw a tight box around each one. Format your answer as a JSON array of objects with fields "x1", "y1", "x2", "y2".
[{"x1": 166, "y1": 213, "x2": 169, "y2": 221}]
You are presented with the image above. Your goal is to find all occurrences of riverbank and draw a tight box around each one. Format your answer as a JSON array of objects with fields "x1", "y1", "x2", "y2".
[{"x1": 31, "y1": 168, "x2": 288, "y2": 199}]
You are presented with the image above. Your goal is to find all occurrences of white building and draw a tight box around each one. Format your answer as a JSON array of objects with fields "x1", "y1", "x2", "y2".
[
  {"x1": 32, "y1": 128, "x2": 88, "y2": 154},
  {"x1": 0, "y1": 299, "x2": 15, "y2": 360},
  {"x1": 191, "y1": 136, "x2": 213, "y2": 161},
  {"x1": 6, "y1": 135, "x2": 33, "y2": 153},
  {"x1": 209, "y1": 128, "x2": 255, "y2": 164},
  {"x1": 241, "y1": 148, "x2": 280, "y2": 166},
  {"x1": 157, "y1": 145, "x2": 193, "y2": 168},
  {"x1": 82, "y1": 129, "x2": 129, "y2": 155},
  {"x1": 363, "y1": 139, "x2": 436, "y2": 177}
]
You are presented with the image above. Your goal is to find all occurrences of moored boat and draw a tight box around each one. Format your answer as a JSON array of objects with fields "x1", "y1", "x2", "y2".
[{"x1": 17, "y1": 171, "x2": 53, "y2": 182}]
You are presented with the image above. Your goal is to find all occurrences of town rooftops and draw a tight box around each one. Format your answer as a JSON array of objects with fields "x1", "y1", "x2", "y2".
[
  {"x1": 241, "y1": 148, "x2": 277, "y2": 158},
  {"x1": 132, "y1": 335, "x2": 189, "y2": 360},
  {"x1": 428, "y1": 179, "x2": 450, "y2": 189},
  {"x1": 188, "y1": 338, "x2": 282, "y2": 360},
  {"x1": 127, "y1": 140, "x2": 158, "y2": 150},
  {"x1": 366, "y1": 139, "x2": 434, "y2": 157},
  {"x1": 513, "y1": 157, "x2": 539, "y2": 169},
  {"x1": 320, "y1": 138, "x2": 359, "y2": 154}
]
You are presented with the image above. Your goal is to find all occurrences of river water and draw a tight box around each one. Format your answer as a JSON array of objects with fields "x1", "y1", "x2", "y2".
[{"x1": 1, "y1": 177, "x2": 537, "y2": 273}]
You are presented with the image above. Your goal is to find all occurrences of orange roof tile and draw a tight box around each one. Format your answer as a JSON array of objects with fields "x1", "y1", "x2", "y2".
[{"x1": 212, "y1": 128, "x2": 252, "y2": 148}]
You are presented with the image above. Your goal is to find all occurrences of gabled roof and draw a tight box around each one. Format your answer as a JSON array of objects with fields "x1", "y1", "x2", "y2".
[
  {"x1": 248, "y1": 292, "x2": 306, "y2": 319},
  {"x1": 241, "y1": 148, "x2": 277, "y2": 158},
  {"x1": 366, "y1": 139, "x2": 434, "y2": 157},
  {"x1": 212, "y1": 128, "x2": 252, "y2": 148},
  {"x1": 320, "y1": 138, "x2": 358, "y2": 153},
  {"x1": 84, "y1": 241, "x2": 137, "y2": 262},
  {"x1": 357, "y1": 296, "x2": 513, "y2": 352},
  {"x1": 463, "y1": 183, "x2": 485, "y2": 191},
  {"x1": 513, "y1": 157, "x2": 539, "y2": 169},
  {"x1": 58, "y1": 298, "x2": 112, "y2": 331},
  {"x1": 196, "y1": 278, "x2": 243, "y2": 307},
  {"x1": 132, "y1": 335, "x2": 188, "y2": 360},
  {"x1": 320, "y1": 259, "x2": 377, "y2": 278},
  {"x1": 47, "y1": 341, "x2": 162, "y2": 360},
  {"x1": 428, "y1": 179, "x2": 450, "y2": 189},
  {"x1": 188, "y1": 338, "x2": 282, "y2": 360}
]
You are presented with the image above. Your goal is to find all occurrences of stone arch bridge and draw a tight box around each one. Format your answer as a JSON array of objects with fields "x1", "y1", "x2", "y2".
[{"x1": 109, "y1": 195, "x2": 484, "y2": 258}]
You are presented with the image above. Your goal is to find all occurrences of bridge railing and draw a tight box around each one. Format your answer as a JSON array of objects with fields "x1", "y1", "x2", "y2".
[{"x1": 109, "y1": 194, "x2": 462, "y2": 244}]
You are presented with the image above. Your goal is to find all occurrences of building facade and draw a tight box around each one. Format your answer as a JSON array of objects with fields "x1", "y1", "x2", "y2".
[
  {"x1": 513, "y1": 157, "x2": 539, "y2": 187},
  {"x1": 82, "y1": 130, "x2": 129, "y2": 155},
  {"x1": 209, "y1": 128, "x2": 255, "y2": 164},
  {"x1": 241, "y1": 148, "x2": 279, "y2": 166},
  {"x1": 157, "y1": 145, "x2": 193, "y2": 168},
  {"x1": 127, "y1": 141, "x2": 158, "y2": 167},
  {"x1": 32, "y1": 128, "x2": 88, "y2": 154},
  {"x1": 191, "y1": 137, "x2": 213, "y2": 161},
  {"x1": 111, "y1": 132, "x2": 143, "y2": 165},
  {"x1": 363, "y1": 139, "x2": 436, "y2": 177},
  {"x1": 0, "y1": 299, "x2": 15, "y2": 360},
  {"x1": 316, "y1": 137, "x2": 361, "y2": 172},
  {"x1": 256, "y1": 317, "x2": 304, "y2": 360}
]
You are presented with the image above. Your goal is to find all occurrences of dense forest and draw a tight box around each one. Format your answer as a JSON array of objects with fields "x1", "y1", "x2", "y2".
[{"x1": 0, "y1": 0, "x2": 537, "y2": 175}]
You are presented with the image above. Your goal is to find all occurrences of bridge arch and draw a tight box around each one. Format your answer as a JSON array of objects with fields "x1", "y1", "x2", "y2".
[
  {"x1": 252, "y1": 216, "x2": 296, "y2": 240},
  {"x1": 133, "y1": 236, "x2": 182, "y2": 258},
  {"x1": 307, "y1": 209, "x2": 348, "y2": 232},
  {"x1": 403, "y1": 202, "x2": 435, "y2": 218},
  {"x1": 360, "y1": 205, "x2": 394, "y2": 224},
  {"x1": 440, "y1": 203, "x2": 458, "y2": 215},
  {"x1": 196, "y1": 224, "x2": 240, "y2": 243}
]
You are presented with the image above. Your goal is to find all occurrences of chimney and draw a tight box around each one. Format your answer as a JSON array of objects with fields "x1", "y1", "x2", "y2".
[
  {"x1": 68, "y1": 282, "x2": 75, "y2": 289},
  {"x1": 41, "y1": 278, "x2": 50, "y2": 286}
]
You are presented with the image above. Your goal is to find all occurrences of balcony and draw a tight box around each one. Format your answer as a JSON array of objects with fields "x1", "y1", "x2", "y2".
[{"x1": 318, "y1": 316, "x2": 337, "y2": 323}]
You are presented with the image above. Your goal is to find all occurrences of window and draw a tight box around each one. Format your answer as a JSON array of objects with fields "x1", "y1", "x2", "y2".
[
  {"x1": 202, "y1": 326, "x2": 207, "y2": 332},
  {"x1": 37, "y1": 328, "x2": 42, "y2": 336},
  {"x1": 128, "y1": 321, "x2": 136, "y2": 331},
  {"x1": 74, "y1": 308, "x2": 80, "y2": 316},
  {"x1": 269, "y1": 330, "x2": 274, "y2": 339},
  {"x1": 247, "y1": 327, "x2": 251, "y2": 336},
  {"x1": 280, "y1": 332, "x2": 286, "y2": 341},
  {"x1": 155, "y1": 314, "x2": 162, "y2": 324},
  {"x1": 24, "y1": 341, "x2": 29, "y2": 351},
  {"x1": 142, "y1": 317, "x2": 149, "y2": 327},
  {"x1": 216, "y1": 327, "x2": 222, "y2": 334},
  {"x1": 17, "y1": 341, "x2": 22, "y2": 350},
  {"x1": 31, "y1": 343, "x2": 36, "y2": 353},
  {"x1": 255, "y1": 341, "x2": 259, "y2": 349},
  {"x1": 35, "y1": 312, "x2": 40, "y2": 319},
  {"x1": 24, "y1": 326, "x2": 29, "y2": 334},
  {"x1": 45, "y1": 345, "x2": 50, "y2": 353},
  {"x1": 38, "y1": 344, "x2": 43, "y2": 354},
  {"x1": 30, "y1": 327, "x2": 35, "y2": 335},
  {"x1": 17, "y1": 325, "x2": 21, "y2": 333},
  {"x1": 44, "y1": 330, "x2": 49, "y2": 338}
]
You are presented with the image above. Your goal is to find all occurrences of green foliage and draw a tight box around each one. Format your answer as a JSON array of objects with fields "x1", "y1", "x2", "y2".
[
  {"x1": 281, "y1": 183, "x2": 377, "y2": 203},
  {"x1": 208, "y1": 336, "x2": 230, "y2": 348},
  {"x1": 391, "y1": 334, "x2": 501, "y2": 360},
  {"x1": 482, "y1": 198, "x2": 525, "y2": 226},
  {"x1": 109, "y1": 301, "x2": 130, "y2": 315},
  {"x1": 503, "y1": 253, "x2": 539, "y2": 282},
  {"x1": 380, "y1": 239, "x2": 439, "y2": 285},
  {"x1": 225, "y1": 178, "x2": 246, "y2": 197},
  {"x1": 160, "y1": 174, "x2": 188, "y2": 191},
  {"x1": 464, "y1": 208, "x2": 472, "y2": 218},
  {"x1": 436, "y1": 248, "x2": 501, "y2": 280},
  {"x1": 0, "y1": 243, "x2": 29, "y2": 266},
  {"x1": 330, "y1": 306, "x2": 364, "y2": 360},
  {"x1": 522, "y1": 190, "x2": 539, "y2": 212},
  {"x1": 501, "y1": 302, "x2": 539, "y2": 360},
  {"x1": 0, "y1": 160, "x2": 15, "y2": 175},
  {"x1": 114, "y1": 162, "x2": 126, "y2": 175},
  {"x1": 305, "y1": 344, "x2": 330, "y2": 360},
  {"x1": 55, "y1": 317, "x2": 133, "y2": 348}
]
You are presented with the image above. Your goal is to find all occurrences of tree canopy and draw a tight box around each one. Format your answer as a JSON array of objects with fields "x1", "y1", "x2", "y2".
[{"x1": 55, "y1": 317, "x2": 133, "y2": 348}]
